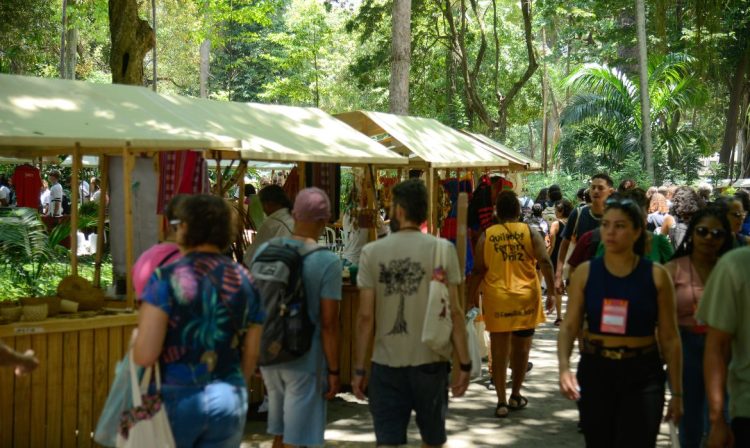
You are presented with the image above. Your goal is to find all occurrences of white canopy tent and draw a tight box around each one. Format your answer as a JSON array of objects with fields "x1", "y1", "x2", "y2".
[
  {"x1": 160, "y1": 95, "x2": 408, "y2": 166},
  {"x1": 335, "y1": 110, "x2": 509, "y2": 169}
]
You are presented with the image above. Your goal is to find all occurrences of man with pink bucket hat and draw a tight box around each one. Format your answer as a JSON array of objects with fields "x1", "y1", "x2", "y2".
[{"x1": 251, "y1": 187, "x2": 342, "y2": 447}]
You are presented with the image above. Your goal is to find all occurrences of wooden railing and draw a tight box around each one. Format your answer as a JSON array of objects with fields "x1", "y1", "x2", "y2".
[{"x1": 0, "y1": 314, "x2": 137, "y2": 448}]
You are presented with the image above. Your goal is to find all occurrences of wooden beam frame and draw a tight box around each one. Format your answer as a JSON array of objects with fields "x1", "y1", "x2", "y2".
[
  {"x1": 69, "y1": 144, "x2": 80, "y2": 276},
  {"x1": 122, "y1": 147, "x2": 135, "y2": 309},
  {"x1": 93, "y1": 155, "x2": 109, "y2": 288}
]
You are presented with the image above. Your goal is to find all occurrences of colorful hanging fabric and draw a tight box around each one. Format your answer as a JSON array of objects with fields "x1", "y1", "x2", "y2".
[{"x1": 157, "y1": 151, "x2": 207, "y2": 214}]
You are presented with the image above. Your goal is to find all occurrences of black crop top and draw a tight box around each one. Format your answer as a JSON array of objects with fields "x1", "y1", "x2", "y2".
[{"x1": 584, "y1": 257, "x2": 658, "y2": 337}]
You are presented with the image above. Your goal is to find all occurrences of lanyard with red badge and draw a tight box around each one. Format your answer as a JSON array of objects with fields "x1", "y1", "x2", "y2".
[{"x1": 600, "y1": 299, "x2": 628, "y2": 334}]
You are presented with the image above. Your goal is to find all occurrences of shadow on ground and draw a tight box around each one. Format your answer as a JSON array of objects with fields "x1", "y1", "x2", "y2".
[{"x1": 243, "y1": 305, "x2": 674, "y2": 447}]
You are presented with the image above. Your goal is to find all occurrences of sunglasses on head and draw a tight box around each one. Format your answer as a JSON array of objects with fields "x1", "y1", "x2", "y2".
[
  {"x1": 694, "y1": 226, "x2": 726, "y2": 239},
  {"x1": 730, "y1": 211, "x2": 747, "y2": 219},
  {"x1": 605, "y1": 197, "x2": 639, "y2": 209}
]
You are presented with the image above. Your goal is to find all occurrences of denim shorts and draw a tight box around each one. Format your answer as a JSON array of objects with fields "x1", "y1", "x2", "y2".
[
  {"x1": 261, "y1": 367, "x2": 328, "y2": 447},
  {"x1": 369, "y1": 361, "x2": 450, "y2": 446},
  {"x1": 160, "y1": 381, "x2": 248, "y2": 448}
]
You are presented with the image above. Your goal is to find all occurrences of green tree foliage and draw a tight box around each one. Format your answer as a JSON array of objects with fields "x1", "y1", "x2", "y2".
[{"x1": 558, "y1": 53, "x2": 710, "y2": 183}]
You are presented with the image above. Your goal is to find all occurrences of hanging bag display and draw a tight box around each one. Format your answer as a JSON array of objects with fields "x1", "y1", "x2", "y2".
[
  {"x1": 421, "y1": 239, "x2": 453, "y2": 359},
  {"x1": 116, "y1": 351, "x2": 175, "y2": 448}
]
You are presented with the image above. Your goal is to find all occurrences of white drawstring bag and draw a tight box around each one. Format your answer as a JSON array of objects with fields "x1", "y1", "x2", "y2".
[
  {"x1": 116, "y1": 351, "x2": 175, "y2": 448},
  {"x1": 421, "y1": 239, "x2": 453, "y2": 359},
  {"x1": 465, "y1": 308, "x2": 482, "y2": 378}
]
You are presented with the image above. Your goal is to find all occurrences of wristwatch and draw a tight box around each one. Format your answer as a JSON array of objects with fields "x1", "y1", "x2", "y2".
[{"x1": 459, "y1": 361, "x2": 472, "y2": 372}]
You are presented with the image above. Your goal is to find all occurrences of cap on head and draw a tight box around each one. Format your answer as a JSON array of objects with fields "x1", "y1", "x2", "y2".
[{"x1": 292, "y1": 187, "x2": 331, "y2": 222}]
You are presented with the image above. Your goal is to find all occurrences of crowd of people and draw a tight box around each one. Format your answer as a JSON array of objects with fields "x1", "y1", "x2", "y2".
[{"x1": 3, "y1": 171, "x2": 749, "y2": 448}]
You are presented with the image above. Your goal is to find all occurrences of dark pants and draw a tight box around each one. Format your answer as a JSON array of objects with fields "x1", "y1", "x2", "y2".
[
  {"x1": 734, "y1": 417, "x2": 750, "y2": 447},
  {"x1": 680, "y1": 329, "x2": 708, "y2": 448},
  {"x1": 369, "y1": 361, "x2": 450, "y2": 446},
  {"x1": 577, "y1": 352, "x2": 665, "y2": 448}
]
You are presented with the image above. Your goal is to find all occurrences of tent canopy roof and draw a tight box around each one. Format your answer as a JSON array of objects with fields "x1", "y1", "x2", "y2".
[
  {"x1": 0, "y1": 74, "x2": 238, "y2": 152},
  {"x1": 161, "y1": 96, "x2": 407, "y2": 166},
  {"x1": 335, "y1": 110, "x2": 509, "y2": 169},
  {"x1": 464, "y1": 132, "x2": 541, "y2": 171}
]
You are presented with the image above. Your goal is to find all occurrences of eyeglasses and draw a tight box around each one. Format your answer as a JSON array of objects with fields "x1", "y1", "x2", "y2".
[
  {"x1": 694, "y1": 226, "x2": 726, "y2": 240},
  {"x1": 168, "y1": 219, "x2": 181, "y2": 226}
]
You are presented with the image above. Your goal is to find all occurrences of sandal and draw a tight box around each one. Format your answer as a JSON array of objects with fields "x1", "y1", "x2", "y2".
[
  {"x1": 508, "y1": 394, "x2": 528, "y2": 411},
  {"x1": 494, "y1": 402, "x2": 510, "y2": 418},
  {"x1": 554, "y1": 318, "x2": 562, "y2": 327}
]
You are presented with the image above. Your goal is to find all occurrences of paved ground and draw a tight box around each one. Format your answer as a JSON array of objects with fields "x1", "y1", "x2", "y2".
[{"x1": 242, "y1": 306, "x2": 676, "y2": 447}]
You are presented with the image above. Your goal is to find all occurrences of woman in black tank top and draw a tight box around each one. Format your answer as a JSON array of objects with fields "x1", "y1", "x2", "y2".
[{"x1": 557, "y1": 193, "x2": 683, "y2": 447}]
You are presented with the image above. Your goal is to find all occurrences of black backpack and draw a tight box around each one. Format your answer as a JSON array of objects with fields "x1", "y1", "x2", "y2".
[{"x1": 251, "y1": 240, "x2": 325, "y2": 366}]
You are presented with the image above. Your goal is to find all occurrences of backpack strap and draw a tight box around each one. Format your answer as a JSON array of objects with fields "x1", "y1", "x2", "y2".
[{"x1": 570, "y1": 206, "x2": 587, "y2": 243}]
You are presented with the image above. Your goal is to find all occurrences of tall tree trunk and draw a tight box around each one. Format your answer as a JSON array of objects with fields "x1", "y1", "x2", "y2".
[
  {"x1": 528, "y1": 122, "x2": 535, "y2": 159},
  {"x1": 495, "y1": 0, "x2": 537, "y2": 140},
  {"x1": 636, "y1": 0, "x2": 654, "y2": 184},
  {"x1": 389, "y1": 0, "x2": 411, "y2": 115},
  {"x1": 719, "y1": 40, "x2": 750, "y2": 176},
  {"x1": 60, "y1": 0, "x2": 68, "y2": 78},
  {"x1": 200, "y1": 40, "x2": 210, "y2": 98},
  {"x1": 150, "y1": 0, "x2": 157, "y2": 91},
  {"x1": 108, "y1": 0, "x2": 155, "y2": 85},
  {"x1": 64, "y1": 28, "x2": 78, "y2": 79},
  {"x1": 541, "y1": 27, "x2": 548, "y2": 173}
]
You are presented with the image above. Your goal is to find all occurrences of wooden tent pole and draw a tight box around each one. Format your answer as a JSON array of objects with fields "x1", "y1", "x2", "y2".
[
  {"x1": 456, "y1": 192, "x2": 469, "y2": 309},
  {"x1": 364, "y1": 164, "x2": 377, "y2": 242},
  {"x1": 93, "y1": 155, "x2": 109, "y2": 288},
  {"x1": 123, "y1": 147, "x2": 135, "y2": 308},
  {"x1": 298, "y1": 162, "x2": 306, "y2": 188},
  {"x1": 70, "y1": 144, "x2": 81, "y2": 276}
]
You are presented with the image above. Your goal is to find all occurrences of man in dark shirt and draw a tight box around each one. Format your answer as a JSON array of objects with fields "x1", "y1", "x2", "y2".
[{"x1": 554, "y1": 173, "x2": 614, "y2": 293}]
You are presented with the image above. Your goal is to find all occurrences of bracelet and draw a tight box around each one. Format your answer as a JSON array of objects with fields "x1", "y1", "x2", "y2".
[
  {"x1": 459, "y1": 361, "x2": 472, "y2": 372},
  {"x1": 354, "y1": 368, "x2": 367, "y2": 377},
  {"x1": 328, "y1": 368, "x2": 340, "y2": 376}
]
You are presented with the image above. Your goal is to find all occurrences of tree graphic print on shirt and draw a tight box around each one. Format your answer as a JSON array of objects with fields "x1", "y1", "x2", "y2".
[{"x1": 378, "y1": 258, "x2": 426, "y2": 335}]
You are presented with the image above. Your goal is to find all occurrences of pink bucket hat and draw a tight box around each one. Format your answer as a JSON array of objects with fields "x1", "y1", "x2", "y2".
[{"x1": 292, "y1": 187, "x2": 331, "y2": 222}]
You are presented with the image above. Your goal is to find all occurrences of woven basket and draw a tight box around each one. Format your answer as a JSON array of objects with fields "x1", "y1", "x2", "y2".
[
  {"x1": 22, "y1": 303, "x2": 48, "y2": 322},
  {"x1": 57, "y1": 275, "x2": 105, "y2": 311},
  {"x1": 0, "y1": 306, "x2": 23, "y2": 322},
  {"x1": 22, "y1": 296, "x2": 60, "y2": 317}
]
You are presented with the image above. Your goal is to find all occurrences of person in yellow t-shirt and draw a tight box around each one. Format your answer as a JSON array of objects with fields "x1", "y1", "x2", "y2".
[{"x1": 469, "y1": 190, "x2": 557, "y2": 418}]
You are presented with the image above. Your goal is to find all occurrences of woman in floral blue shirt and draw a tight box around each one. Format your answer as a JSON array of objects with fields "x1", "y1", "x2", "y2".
[{"x1": 133, "y1": 194, "x2": 263, "y2": 447}]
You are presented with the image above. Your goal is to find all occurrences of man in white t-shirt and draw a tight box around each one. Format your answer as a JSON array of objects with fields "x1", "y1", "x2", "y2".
[
  {"x1": 48, "y1": 170, "x2": 63, "y2": 217},
  {"x1": 352, "y1": 179, "x2": 471, "y2": 447},
  {"x1": 79, "y1": 180, "x2": 90, "y2": 204},
  {"x1": 341, "y1": 210, "x2": 389, "y2": 266},
  {"x1": 242, "y1": 185, "x2": 295, "y2": 266}
]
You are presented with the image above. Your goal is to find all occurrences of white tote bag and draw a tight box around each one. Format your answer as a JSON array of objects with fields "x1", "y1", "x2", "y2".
[
  {"x1": 421, "y1": 239, "x2": 453, "y2": 359},
  {"x1": 116, "y1": 351, "x2": 176, "y2": 448},
  {"x1": 465, "y1": 310, "x2": 482, "y2": 379}
]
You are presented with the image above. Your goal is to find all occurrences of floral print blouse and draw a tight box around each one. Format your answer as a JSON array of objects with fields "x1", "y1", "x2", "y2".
[{"x1": 142, "y1": 252, "x2": 263, "y2": 386}]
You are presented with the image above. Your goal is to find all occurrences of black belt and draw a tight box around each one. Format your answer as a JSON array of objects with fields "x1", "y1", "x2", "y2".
[{"x1": 581, "y1": 340, "x2": 659, "y2": 360}]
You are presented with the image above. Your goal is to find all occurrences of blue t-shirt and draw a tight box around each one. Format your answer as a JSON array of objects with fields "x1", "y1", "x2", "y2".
[
  {"x1": 253, "y1": 238, "x2": 342, "y2": 373},
  {"x1": 142, "y1": 252, "x2": 263, "y2": 386}
]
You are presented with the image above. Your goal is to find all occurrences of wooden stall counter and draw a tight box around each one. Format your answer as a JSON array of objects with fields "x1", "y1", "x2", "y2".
[{"x1": 0, "y1": 313, "x2": 138, "y2": 448}]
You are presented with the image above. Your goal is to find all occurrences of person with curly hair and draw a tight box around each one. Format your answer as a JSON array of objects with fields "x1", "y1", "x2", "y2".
[
  {"x1": 661, "y1": 187, "x2": 704, "y2": 251},
  {"x1": 665, "y1": 207, "x2": 734, "y2": 448}
]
